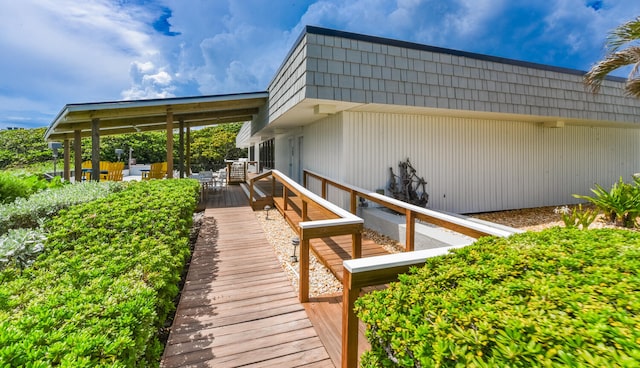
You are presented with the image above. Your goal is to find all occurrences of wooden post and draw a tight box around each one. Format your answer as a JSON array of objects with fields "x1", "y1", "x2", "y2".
[
  {"x1": 350, "y1": 190, "x2": 357, "y2": 214},
  {"x1": 342, "y1": 269, "x2": 359, "y2": 368},
  {"x1": 63, "y1": 139, "x2": 70, "y2": 182},
  {"x1": 302, "y1": 200, "x2": 308, "y2": 221},
  {"x1": 186, "y1": 126, "x2": 191, "y2": 176},
  {"x1": 303, "y1": 170, "x2": 307, "y2": 188},
  {"x1": 166, "y1": 108, "x2": 174, "y2": 179},
  {"x1": 352, "y1": 226, "x2": 362, "y2": 259},
  {"x1": 406, "y1": 209, "x2": 415, "y2": 252},
  {"x1": 271, "y1": 176, "x2": 275, "y2": 197},
  {"x1": 299, "y1": 235, "x2": 310, "y2": 303},
  {"x1": 91, "y1": 118, "x2": 100, "y2": 182},
  {"x1": 249, "y1": 180, "x2": 255, "y2": 208},
  {"x1": 74, "y1": 130, "x2": 82, "y2": 182},
  {"x1": 322, "y1": 178, "x2": 327, "y2": 199},
  {"x1": 283, "y1": 187, "x2": 289, "y2": 211},
  {"x1": 178, "y1": 120, "x2": 184, "y2": 178}
]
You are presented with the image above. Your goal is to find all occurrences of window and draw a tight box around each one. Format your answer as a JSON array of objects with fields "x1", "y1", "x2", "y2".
[{"x1": 259, "y1": 139, "x2": 274, "y2": 172}]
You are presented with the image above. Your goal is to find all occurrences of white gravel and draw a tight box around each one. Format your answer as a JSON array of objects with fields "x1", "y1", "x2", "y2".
[{"x1": 254, "y1": 209, "x2": 344, "y2": 297}]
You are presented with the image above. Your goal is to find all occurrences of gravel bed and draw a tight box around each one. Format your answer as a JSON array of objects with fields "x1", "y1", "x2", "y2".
[
  {"x1": 469, "y1": 204, "x2": 622, "y2": 231},
  {"x1": 254, "y1": 210, "x2": 344, "y2": 296},
  {"x1": 254, "y1": 210, "x2": 404, "y2": 297}
]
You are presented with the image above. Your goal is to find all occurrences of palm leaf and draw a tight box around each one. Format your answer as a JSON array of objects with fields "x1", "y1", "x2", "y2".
[
  {"x1": 607, "y1": 16, "x2": 640, "y2": 52},
  {"x1": 584, "y1": 48, "x2": 640, "y2": 94}
]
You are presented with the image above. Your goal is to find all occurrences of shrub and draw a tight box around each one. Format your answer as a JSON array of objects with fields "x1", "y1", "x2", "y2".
[
  {"x1": 0, "y1": 179, "x2": 200, "y2": 367},
  {"x1": 574, "y1": 176, "x2": 640, "y2": 227},
  {"x1": 0, "y1": 228, "x2": 47, "y2": 271},
  {"x1": 0, "y1": 171, "x2": 63, "y2": 204},
  {"x1": 0, "y1": 180, "x2": 125, "y2": 235},
  {"x1": 355, "y1": 228, "x2": 640, "y2": 367},
  {"x1": 553, "y1": 204, "x2": 597, "y2": 229}
]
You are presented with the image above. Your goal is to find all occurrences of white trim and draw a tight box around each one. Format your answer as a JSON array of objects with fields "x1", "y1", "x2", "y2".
[{"x1": 343, "y1": 245, "x2": 466, "y2": 273}]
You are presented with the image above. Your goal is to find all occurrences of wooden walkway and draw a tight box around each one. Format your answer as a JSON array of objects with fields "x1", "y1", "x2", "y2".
[{"x1": 161, "y1": 186, "x2": 334, "y2": 367}]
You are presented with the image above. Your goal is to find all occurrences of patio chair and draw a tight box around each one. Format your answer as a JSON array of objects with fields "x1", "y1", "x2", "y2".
[
  {"x1": 106, "y1": 162, "x2": 124, "y2": 181},
  {"x1": 143, "y1": 162, "x2": 167, "y2": 180},
  {"x1": 99, "y1": 161, "x2": 110, "y2": 181},
  {"x1": 81, "y1": 161, "x2": 92, "y2": 181},
  {"x1": 217, "y1": 168, "x2": 228, "y2": 190}
]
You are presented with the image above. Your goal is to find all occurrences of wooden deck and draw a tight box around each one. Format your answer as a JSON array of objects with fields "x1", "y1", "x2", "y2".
[
  {"x1": 162, "y1": 183, "x2": 391, "y2": 367},
  {"x1": 161, "y1": 185, "x2": 334, "y2": 367}
]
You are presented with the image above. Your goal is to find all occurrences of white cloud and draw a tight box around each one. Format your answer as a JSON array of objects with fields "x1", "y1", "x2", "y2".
[
  {"x1": 143, "y1": 70, "x2": 172, "y2": 86},
  {"x1": 122, "y1": 62, "x2": 176, "y2": 100}
]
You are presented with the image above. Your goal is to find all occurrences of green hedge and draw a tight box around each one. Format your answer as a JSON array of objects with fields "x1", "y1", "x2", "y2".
[
  {"x1": 355, "y1": 228, "x2": 640, "y2": 367},
  {"x1": 0, "y1": 181, "x2": 125, "y2": 236},
  {"x1": 0, "y1": 179, "x2": 199, "y2": 367},
  {"x1": 0, "y1": 171, "x2": 64, "y2": 205}
]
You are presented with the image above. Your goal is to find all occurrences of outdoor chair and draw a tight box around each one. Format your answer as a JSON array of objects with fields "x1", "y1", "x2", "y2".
[
  {"x1": 99, "y1": 161, "x2": 110, "y2": 181},
  {"x1": 217, "y1": 168, "x2": 228, "y2": 190},
  {"x1": 81, "y1": 161, "x2": 92, "y2": 181},
  {"x1": 143, "y1": 162, "x2": 167, "y2": 180},
  {"x1": 106, "y1": 162, "x2": 124, "y2": 181}
]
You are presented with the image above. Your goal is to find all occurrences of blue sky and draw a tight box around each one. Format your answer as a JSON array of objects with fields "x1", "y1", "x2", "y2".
[{"x1": 2, "y1": 0, "x2": 639, "y2": 129}]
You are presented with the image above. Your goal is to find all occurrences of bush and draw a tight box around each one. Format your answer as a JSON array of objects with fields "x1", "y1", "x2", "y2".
[
  {"x1": 0, "y1": 179, "x2": 200, "y2": 367},
  {"x1": 574, "y1": 176, "x2": 640, "y2": 228},
  {"x1": 0, "y1": 180, "x2": 125, "y2": 235},
  {"x1": 0, "y1": 228, "x2": 47, "y2": 271},
  {"x1": 0, "y1": 171, "x2": 64, "y2": 204},
  {"x1": 355, "y1": 228, "x2": 640, "y2": 367}
]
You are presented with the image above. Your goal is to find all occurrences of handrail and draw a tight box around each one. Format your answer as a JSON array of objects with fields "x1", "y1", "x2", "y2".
[
  {"x1": 304, "y1": 170, "x2": 520, "y2": 249},
  {"x1": 249, "y1": 170, "x2": 364, "y2": 302},
  {"x1": 341, "y1": 248, "x2": 466, "y2": 367},
  {"x1": 303, "y1": 170, "x2": 521, "y2": 367}
]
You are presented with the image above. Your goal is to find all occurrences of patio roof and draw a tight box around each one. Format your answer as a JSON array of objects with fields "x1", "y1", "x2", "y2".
[{"x1": 44, "y1": 91, "x2": 268, "y2": 141}]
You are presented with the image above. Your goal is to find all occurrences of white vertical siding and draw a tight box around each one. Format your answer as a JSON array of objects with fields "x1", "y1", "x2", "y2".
[
  {"x1": 340, "y1": 111, "x2": 640, "y2": 213},
  {"x1": 301, "y1": 113, "x2": 345, "y2": 181}
]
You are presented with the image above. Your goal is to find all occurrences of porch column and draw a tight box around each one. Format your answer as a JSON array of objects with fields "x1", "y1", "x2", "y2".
[
  {"x1": 166, "y1": 108, "x2": 174, "y2": 179},
  {"x1": 74, "y1": 130, "x2": 82, "y2": 182},
  {"x1": 178, "y1": 120, "x2": 185, "y2": 178},
  {"x1": 186, "y1": 126, "x2": 191, "y2": 176},
  {"x1": 91, "y1": 118, "x2": 100, "y2": 182},
  {"x1": 63, "y1": 139, "x2": 70, "y2": 181}
]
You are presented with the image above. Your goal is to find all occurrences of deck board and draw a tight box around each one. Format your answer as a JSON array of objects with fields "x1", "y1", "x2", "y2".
[{"x1": 161, "y1": 189, "x2": 334, "y2": 367}]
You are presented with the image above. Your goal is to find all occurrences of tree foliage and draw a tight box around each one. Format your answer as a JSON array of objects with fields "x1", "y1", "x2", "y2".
[
  {"x1": 190, "y1": 123, "x2": 246, "y2": 171},
  {"x1": 0, "y1": 128, "x2": 51, "y2": 169},
  {"x1": 0, "y1": 123, "x2": 246, "y2": 172},
  {"x1": 584, "y1": 16, "x2": 640, "y2": 98}
]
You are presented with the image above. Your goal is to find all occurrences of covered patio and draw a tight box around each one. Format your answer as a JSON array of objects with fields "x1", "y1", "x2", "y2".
[{"x1": 44, "y1": 92, "x2": 267, "y2": 181}]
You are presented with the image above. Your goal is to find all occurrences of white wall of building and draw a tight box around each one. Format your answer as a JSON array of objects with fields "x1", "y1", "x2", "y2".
[{"x1": 296, "y1": 111, "x2": 640, "y2": 214}]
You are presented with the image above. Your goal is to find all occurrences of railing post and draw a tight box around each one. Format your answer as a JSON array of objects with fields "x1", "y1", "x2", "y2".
[
  {"x1": 283, "y1": 187, "x2": 289, "y2": 211},
  {"x1": 352, "y1": 226, "x2": 362, "y2": 259},
  {"x1": 406, "y1": 209, "x2": 415, "y2": 252},
  {"x1": 350, "y1": 190, "x2": 357, "y2": 214},
  {"x1": 249, "y1": 179, "x2": 255, "y2": 207},
  {"x1": 271, "y1": 176, "x2": 275, "y2": 197},
  {"x1": 322, "y1": 178, "x2": 327, "y2": 199},
  {"x1": 303, "y1": 170, "x2": 307, "y2": 188},
  {"x1": 299, "y1": 234, "x2": 310, "y2": 303},
  {"x1": 302, "y1": 200, "x2": 308, "y2": 221},
  {"x1": 342, "y1": 268, "x2": 359, "y2": 368}
]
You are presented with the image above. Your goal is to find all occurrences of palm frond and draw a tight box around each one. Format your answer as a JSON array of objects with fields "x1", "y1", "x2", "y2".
[
  {"x1": 625, "y1": 77, "x2": 640, "y2": 98},
  {"x1": 607, "y1": 16, "x2": 640, "y2": 52},
  {"x1": 584, "y1": 48, "x2": 640, "y2": 93}
]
